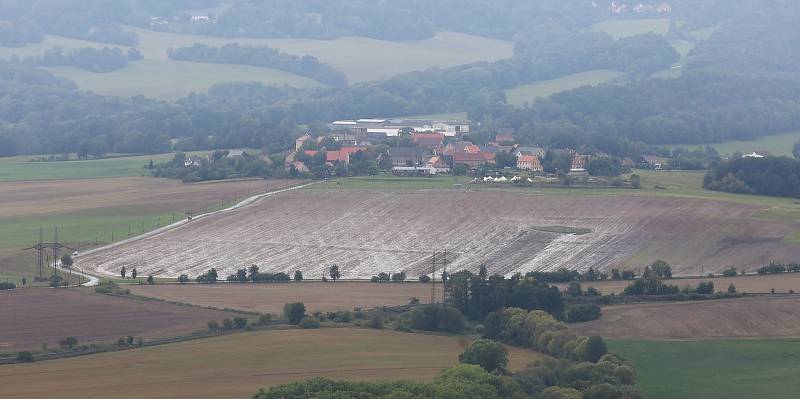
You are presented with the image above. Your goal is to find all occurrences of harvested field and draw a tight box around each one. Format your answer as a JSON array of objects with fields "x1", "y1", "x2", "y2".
[
  {"x1": 0, "y1": 328, "x2": 544, "y2": 399},
  {"x1": 572, "y1": 296, "x2": 800, "y2": 339},
  {"x1": 558, "y1": 273, "x2": 800, "y2": 295},
  {"x1": 79, "y1": 188, "x2": 800, "y2": 279},
  {"x1": 0, "y1": 288, "x2": 238, "y2": 352},
  {"x1": 129, "y1": 282, "x2": 433, "y2": 314}
]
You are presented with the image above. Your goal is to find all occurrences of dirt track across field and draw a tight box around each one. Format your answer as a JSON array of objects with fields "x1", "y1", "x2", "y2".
[
  {"x1": 0, "y1": 288, "x2": 238, "y2": 351},
  {"x1": 0, "y1": 328, "x2": 543, "y2": 399},
  {"x1": 572, "y1": 296, "x2": 800, "y2": 339},
  {"x1": 80, "y1": 188, "x2": 800, "y2": 279},
  {"x1": 129, "y1": 282, "x2": 433, "y2": 314}
]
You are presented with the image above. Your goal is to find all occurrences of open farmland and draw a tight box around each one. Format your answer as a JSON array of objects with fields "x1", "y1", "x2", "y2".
[
  {"x1": 0, "y1": 288, "x2": 238, "y2": 352},
  {"x1": 573, "y1": 296, "x2": 800, "y2": 339},
  {"x1": 558, "y1": 273, "x2": 800, "y2": 295},
  {"x1": 129, "y1": 282, "x2": 433, "y2": 314},
  {"x1": 78, "y1": 187, "x2": 800, "y2": 280},
  {"x1": 0, "y1": 176, "x2": 299, "y2": 282},
  {"x1": 0, "y1": 328, "x2": 543, "y2": 399}
]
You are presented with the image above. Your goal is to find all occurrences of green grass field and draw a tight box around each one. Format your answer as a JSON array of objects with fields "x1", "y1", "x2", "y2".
[
  {"x1": 0, "y1": 28, "x2": 512, "y2": 98},
  {"x1": 44, "y1": 59, "x2": 320, "y2": 99},
  {"x1": 0, "y1": 153, "x2": 174, "y2": 181},
  {"x1": 675, "y1": 131, "x2": 800, "y2": 157},
  {"x1": 505, "y1": 70, "x2": 624, "y2": 105},
  {"x1": 592, "y1": 18, "x2": 671, "y2": 39},
  {"x1": 609, "y1": 339, "x2": 800, "y2": 399}
]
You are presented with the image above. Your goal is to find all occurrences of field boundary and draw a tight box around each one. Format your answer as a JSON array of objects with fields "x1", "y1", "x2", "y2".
[{"x1": 75, "y1": 181, "x2": 313, "y2": 282}]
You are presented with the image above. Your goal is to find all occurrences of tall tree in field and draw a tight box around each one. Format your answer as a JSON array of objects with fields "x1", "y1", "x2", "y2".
[
  {"x1": 131, "y1": 268, "x2": 137, "y2": 280},
  {"x1": 794, "y1": 140, "x2": 800, "y2": 159},
  {"x1": 248, "y1": 264, "x2": 260, "y2": 282},
  {"x1": 60, "y1": 254, "x2": 73, "y2": 268},
  {"x1": 329, "y1": 265, "x2": 341, "y2": 283},
  {"x1": 294, "y1": 270, "x2": 303, "y2": 282},
  {"x1": 120, "y1": 266, "x2": 126, "y2": 279}
]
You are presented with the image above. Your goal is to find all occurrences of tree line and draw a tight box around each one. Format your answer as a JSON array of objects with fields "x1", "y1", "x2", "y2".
[
  {"x1": 168, "y1": 43, "x2": 347, "y2": 87},
  {"x1": 705, "y1": 157, "x2": 800, "y2": 198},
  {"x1": 23, "y1": 46, "x2": 141, "y2": 73}
]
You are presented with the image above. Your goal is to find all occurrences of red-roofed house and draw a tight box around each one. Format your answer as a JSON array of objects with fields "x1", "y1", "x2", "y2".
[
  {"x1": 427, "y1": 156, "x2": 450, "y2": 173},
  {"x1": 304, "y1": 150, "x2": 319, "y2": 157},
  {"x1": 295, "y1": 133, "x2": 311, "y2": 151},
  {"x1": 453, "y1": 152, "x2": 486, "y2": 168},
  {"x1": 340, "y1": 146, "x2": 364, "y2": 156},
  {"x1": 517, "y1": 155, "x2": 543, "y2": 172},
  {"x1": 495, "y1": 134, "x2": 515, "y2": 143},
  {"x1": 326, "y1": 151, "x2": 350, "y2": 165},
  {"x1": 412, "y1": 133, "x2": 445, "y2": 149}
]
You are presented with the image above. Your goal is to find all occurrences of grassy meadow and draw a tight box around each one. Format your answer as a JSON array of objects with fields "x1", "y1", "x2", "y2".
[
  {"x1": 0, "y1": 153, "x2": 170, "y2": 181},
  {"x1": 0, "y1": 28, "x2": 512, "y2": 98},
  {"x1": 676, "y1": 131, "x2": 800, "y2": 157},
  {"x1": 505, "y1": 70, "x2": 624, "y2": 105},
  {"x1": 609, "y1": 339, "x2": 800, "y2": 399}
]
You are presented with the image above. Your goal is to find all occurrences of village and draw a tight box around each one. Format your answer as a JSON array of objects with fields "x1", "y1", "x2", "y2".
[{"x1": 280, "y1": 117, "x2": 660, "y2": 185}]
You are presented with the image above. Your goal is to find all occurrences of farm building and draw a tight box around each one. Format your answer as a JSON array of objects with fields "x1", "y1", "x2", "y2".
[
  {"x1": 412, "y1": 133, "x2": 445, "y2": 148},
  {"x1": 517, "y1": 155, "x2": 543, "y2": 172},
  {"x1": 516, "y1": 146, "x2": 546, "y2": 158},
  {"x1": 387, "y1": 147, "x2": 433, "y2": 167}
]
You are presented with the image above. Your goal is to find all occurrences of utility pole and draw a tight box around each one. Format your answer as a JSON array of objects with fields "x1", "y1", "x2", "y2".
[
  {"x1": 442, "y1": 249, "x2": 448, "y2": 304},
  {"x1": 431, "y1": 251, "x2": 437, "y2": 304}
]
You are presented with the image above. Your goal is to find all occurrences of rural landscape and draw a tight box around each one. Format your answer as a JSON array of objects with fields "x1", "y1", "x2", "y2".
[{"x1": 2, "y1": 1, "x2": 800, "y2": 399}]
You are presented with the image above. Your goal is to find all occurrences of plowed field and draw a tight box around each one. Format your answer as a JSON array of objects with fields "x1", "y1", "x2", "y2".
[
  {"x1": 0, "y1": 288, "x2": 238, "y2": 351},
  {"x1": 79, "y1": 189, "x2": 800, "y2": 279}
]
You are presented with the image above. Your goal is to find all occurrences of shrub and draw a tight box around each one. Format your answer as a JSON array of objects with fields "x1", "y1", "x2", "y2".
[
  {"x1": 584, "y1": 336, "x2": 607, "y2": 363},
  {"x1": 333, "y1": 311, "x2": 352, "y2": 323},
  {"x1": 222, "y1": 318, "x2": 234, "y2": 330},
  {"x1": 368, "y1": 313, "x2": 385, "y2": 329},
  {"x1": 409, "y1": 297, "x2": 420, "y2": 305},
  {"x1": 16, "y1": 351, "x2": 35, "y2": 363},
  {"x1": 727, "y1": 284, "x2": 737, "y2": 293},
  {"x1": 234, "y1": 317, "x2": 248, "y2": 329},
  {"x1": 283, "y1": 302, "x2": 306, "y2": 324},
  {"x1": 458, "y1": 339, "x2": 508, "y2": 372},
  {"x1": 177, "y1": 274, "x2": 190, "y2": 283},
  {"x1": 298, "y1": 317, "x2": 321, "y2": 329},
  {"x1": 257, "y1": 314, "x2": 273, "y2": 325},
  {"x1": 583, "y1": 383, "x2": 622, "y2": 399},
  {"x1": 566, "y1": 304, "x2": 602, "y2": 323},
  {"x1": 146, "y1": 275, "x2": 155, "y2": 285},
  {"x1": 722, "y1": 267, "x2": 738, "y2": 277},
  {"x1": 59, "y1": 336, "x2": 78, "y2": 350},
  {"x1": 410, "y1": 305, "x2": 465, "y2": 333},
  {"x1": 0, "y1": 282, "x2": 16, "y2": 290},
  {"x1": 419, "y1": 275, "x2": 431, "y2": 283}
]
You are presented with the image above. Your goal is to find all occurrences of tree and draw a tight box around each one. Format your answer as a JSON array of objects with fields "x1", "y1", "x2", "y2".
[
  {"x1": 650, "y1": 260, "x2": 672, "y2": 279},
  {"x1": 59, "y1": 336, "x2": 78, "y2": 351},
  {"x1": 391, "y1": 271, "x2": 407, "y2": 282},
  {"x1": 566, "y1": 304, "x2": 602, "y2": 322},
  {"x1": 16, "y1": 351, "x2": 35, "y2": 363},
  {"x1": 222, "y1": 318, "x2": 234, "y2": 330},
  {"x1": 248, "y1": 265, "x2": 260, "y2": 282},
  {"x1": 294, "y1": 270, "x2": 303, "y2": 282},
  {"x1": 727, "y1": 283, "x2": 737, "y2": 293},
  {"x1": 369, "y1": 313, "x2": 385, "y2": 329},
  {"x1": 329, "y1": 264, "x2": 341, "y2": 283},
  {"x1": 21, "y1": 278, "x2": 27, "y2": 287},
  {"x1": 458, "y1": 339, "x2": 509, "y2": 373},
  {"x1": 146, "y1": 275, "x2": 155, "y2": 285},
  {"x1": 207, "y1": 320, "x2": 219, "y2": 332},
  {"x1": 60, "y1": 254, "x2": 73, "y2": 268},
  {"x1": 177, "y1": 274, "x2": 190, "y2": 283},
  {"x1": 283, "y1": 302, "x2": 306, "y2": 324},
  {"x1": 630, "y1": 174, "x2": 641, "y2": 189},
  {"x1": 419, "y1": 275, "x2": 431, "y2": 283},
  {"x1": 234, "y1": 317, "x2": 248, "y2": 329},
  {"x1": 131, "y1": 268, "x2": 137, "y2": 280},
  {"x1": 794, "y1": 140, "x2": 800, "y2": 158},
  {"x1": 584, "y1": 335, "x2": 607, "y2": 362},
  {"x1": 565, "y1": 282, "x2": 582, "y2": 297},
  {"x1": 120, "y1": 266, "x2": 126, "y2": 279}
]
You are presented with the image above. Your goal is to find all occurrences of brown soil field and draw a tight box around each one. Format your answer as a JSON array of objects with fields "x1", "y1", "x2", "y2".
[
  {"x1": 0, "y1": 328, "x2": 543, "y2": 399},
  {"x1": 572, "y1": 296, "x2": 800, "y2": 339},
  {"x1": 80, "y1": 188, "x2": 800, "y2": 279},
  {"x1": 559, "y1": 273, "x2": 800, "y2": 295},
  {"x1": 0, "y1": 177, "x2": 296, "y2": 219},
  {"x1": 129, "y1": 282, "x2": 434, "y2": 314},
  {"x1": 0, "y1": 288, "x2": 239, "y2": 351}
]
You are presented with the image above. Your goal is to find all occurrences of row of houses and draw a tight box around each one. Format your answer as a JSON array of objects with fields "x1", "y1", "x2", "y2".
[{"x1": 325, "y1": 118, "x2": 470, "y2": 145}]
